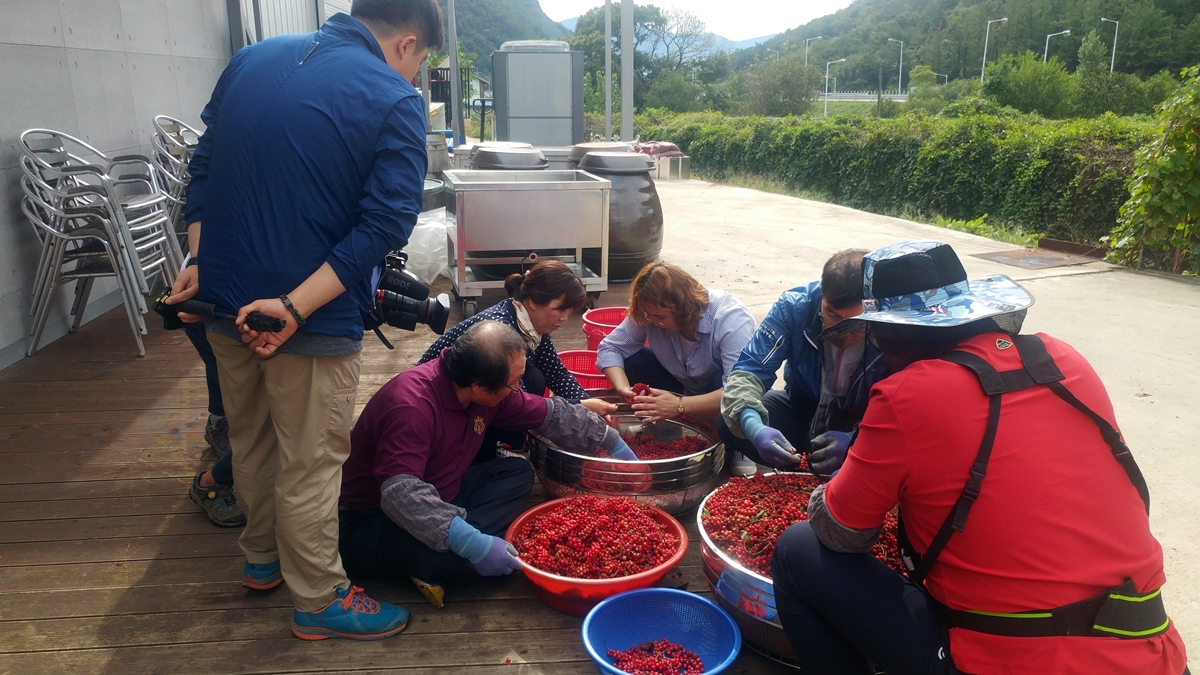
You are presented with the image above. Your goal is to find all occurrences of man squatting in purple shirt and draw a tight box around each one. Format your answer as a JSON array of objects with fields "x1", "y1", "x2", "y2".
[{"x1": 337, "y1": 321, "x2": 638, "y2": 587}]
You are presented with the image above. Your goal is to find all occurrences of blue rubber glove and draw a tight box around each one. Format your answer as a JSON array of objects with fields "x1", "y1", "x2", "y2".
[
  {"x1": 447, "y1": 516, "x2": 522, "y2": 576},
  {"x1": 473, "y1": 536, "x2": 523, "y2": 576},
  {"x1": 740, "y1": 409, "x2": 800, "y2": 467},
  {"x1": 810, "y1": 431, "x2": 852, "y2": 477},
  {"x1": 608, "y1": 436, "x2": 638, "y2": 461}
]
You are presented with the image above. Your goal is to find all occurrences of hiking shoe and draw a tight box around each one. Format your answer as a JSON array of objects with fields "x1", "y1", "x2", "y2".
[
  {"x1": 243, "y1": 560, "x2": 283, "y2": 591},
  {"x1": 291, "y1": 586, "x2": 409, "y2": 641},
  {"x1": 730, "y1": 452, "x2": 758, "y2": 477},
  {"x1": 189, "y1": 472, "x2": 246, "y2": 528},
  {"x1": 204, "y1": 415, "x2": 233, "y2": 456}
]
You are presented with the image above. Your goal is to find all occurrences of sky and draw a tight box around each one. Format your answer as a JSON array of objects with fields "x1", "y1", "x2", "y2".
[{"x1": 538, "y1": 0, "x2": 856, "y2": 42}]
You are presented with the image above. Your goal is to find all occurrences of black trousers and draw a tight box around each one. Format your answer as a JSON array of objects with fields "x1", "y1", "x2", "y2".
[
  {"x1": 771, "y1": 521, "x2": 959, "y2": 675},
  {"x1": 717, "y1": 389, "x2": 818, "y2": 463},
  {"x1": 338, "y1": 458, "x2": 535, "y2": 586}
]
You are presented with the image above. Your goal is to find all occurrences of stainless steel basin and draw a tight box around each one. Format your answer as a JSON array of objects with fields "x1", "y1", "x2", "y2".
[{"x1": 525, "y1": 412, "x2": 726, "y2": 515}]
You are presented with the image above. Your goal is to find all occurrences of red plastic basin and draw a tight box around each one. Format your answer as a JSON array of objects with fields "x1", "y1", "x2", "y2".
[{"x1": 505, "y1": 497, "x2": 689, "y2": 616}]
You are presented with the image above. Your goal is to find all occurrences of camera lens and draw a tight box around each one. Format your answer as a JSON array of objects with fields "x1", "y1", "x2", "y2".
[{"x1": 377, "y1": 290, "x2": 450, "y2": 335}]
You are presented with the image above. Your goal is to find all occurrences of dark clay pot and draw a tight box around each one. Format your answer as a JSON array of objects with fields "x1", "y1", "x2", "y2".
[{"x1": 578, "y1": 151, "x2": 663, "y2": 282}]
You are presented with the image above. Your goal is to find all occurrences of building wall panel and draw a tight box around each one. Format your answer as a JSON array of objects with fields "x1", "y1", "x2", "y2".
[{"x1": 0, "y1": 0, "x2": 231, "y2": 368}]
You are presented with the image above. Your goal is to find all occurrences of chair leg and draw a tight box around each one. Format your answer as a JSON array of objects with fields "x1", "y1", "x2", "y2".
[
  {"x1": 103, "y1": 244, "x2": 146, "y2": 357},
  {"x1": 29, "y1": 241, "x2": 54, "y2": 316},
  {"x1": 28, "y1": 239, "x2": 64, "y2": 337},
  {"x1": 27, "y1": 246, "x2": 65, "y2": 357},
  {"x1": 70, "y1": 277, "x2": 95, "y2": 333}
]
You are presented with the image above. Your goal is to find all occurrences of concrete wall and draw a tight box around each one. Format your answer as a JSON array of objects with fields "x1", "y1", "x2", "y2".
[
  {"x1": 257, "y1": 0, "x2": 319, "y2": 38},
  {"x1": 0, "y1": 0, "x2": 232, "y2": 369}
]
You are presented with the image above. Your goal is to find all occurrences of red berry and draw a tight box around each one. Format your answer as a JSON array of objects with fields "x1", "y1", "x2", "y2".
[
  {"x1": 701, "y1": 473, "x2": 906, "y2": 577},
  {"x1": 511, "y1": 496, "x2": 680, "y2": 579},
  {"x1": 608, "y1": 638, "x2": 704, "y2": 675}
]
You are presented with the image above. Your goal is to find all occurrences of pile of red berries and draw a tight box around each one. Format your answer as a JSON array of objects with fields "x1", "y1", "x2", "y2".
[
  {"x1": 630, "y1": 382, "x2": 652, "y2": 399},
  {"x1": 510, "y1": 496, "x2": 680, "y2": 579},
  {"x1": 701, "y1": 473, "x2": 905, "y2": 577},
  {"x1": 608, "y1": 638, "x2": 705, "y2": 675},
  {"x1": 594, "y1": 433, "x2": 710, "y2": 461}
]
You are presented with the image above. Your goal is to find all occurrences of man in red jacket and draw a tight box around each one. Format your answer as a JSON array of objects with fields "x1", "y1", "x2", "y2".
[{"x1": 770, "y1": 240, "x2": 1188, "y2": 675}]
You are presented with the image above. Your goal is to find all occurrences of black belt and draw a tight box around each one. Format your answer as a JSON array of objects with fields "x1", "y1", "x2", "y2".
[{"x1": 939, "y1": 578, "x2": 1170, "y2": 639}]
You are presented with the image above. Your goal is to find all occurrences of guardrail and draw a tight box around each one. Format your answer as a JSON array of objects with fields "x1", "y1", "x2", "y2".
[{"x1": 823, "y1": 91, "x2": 909, "y2": 102}]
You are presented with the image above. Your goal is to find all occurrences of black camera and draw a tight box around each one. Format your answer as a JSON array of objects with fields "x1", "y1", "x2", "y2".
[{"x1": 366, "y1": 252, "x2": 450, "y2": 343}]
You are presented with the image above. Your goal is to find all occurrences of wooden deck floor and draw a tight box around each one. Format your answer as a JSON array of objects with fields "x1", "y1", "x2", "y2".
[{"x1": 0, "y1": 291, "x2": 793, "y2": 675}]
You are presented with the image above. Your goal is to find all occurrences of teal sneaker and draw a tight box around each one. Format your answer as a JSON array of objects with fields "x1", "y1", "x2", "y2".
[
  {"x1": 291, "y1": 586, "x2": 409, "y2": 641},
  {"x1": 242, "y1": 560, "x2": 283, "y2": 591}
]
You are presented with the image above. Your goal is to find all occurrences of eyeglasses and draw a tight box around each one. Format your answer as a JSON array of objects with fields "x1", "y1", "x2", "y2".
[
  {"x1": 642, "y1": 310, "x2": 670, "y2": 326},
  {"x1": 503, "y1": 383, "x2": 522, "y2": 394}
]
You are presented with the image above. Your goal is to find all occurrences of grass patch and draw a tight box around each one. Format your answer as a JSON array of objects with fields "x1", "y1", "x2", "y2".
[{"x1": 695, "y1": 170, "x2": 1042, "y2": 248}]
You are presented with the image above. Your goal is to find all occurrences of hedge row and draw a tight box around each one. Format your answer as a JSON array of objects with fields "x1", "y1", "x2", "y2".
[{"x1": 636, "y1": 109, "x2": 1156, "y2": 246}]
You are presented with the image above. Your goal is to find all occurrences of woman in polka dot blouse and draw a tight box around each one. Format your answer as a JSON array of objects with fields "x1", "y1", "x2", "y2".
[{"x1": 419, "y1": 260, "x2": 618, "y2": 460}]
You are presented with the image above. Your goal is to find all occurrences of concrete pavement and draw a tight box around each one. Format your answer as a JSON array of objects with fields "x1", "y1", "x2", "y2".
[{"x1": 653, "y1": 179, "x2": 1200, "y2": 650}]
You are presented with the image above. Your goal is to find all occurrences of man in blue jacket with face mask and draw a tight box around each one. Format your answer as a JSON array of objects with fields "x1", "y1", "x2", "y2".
[{"x1": 719, "y1": 249, "x2": 890, "y2": 475}]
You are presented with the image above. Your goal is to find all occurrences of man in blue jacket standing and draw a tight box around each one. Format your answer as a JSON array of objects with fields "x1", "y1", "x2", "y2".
[
  {"x1": 165, "y1": 0, "x2": 441, "y2": 640},
  {"x1": 719, "y1": 249, "x2": 890, "y2": 474}
]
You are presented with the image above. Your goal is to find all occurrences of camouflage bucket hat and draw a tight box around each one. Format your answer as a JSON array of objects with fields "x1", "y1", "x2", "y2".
[{"x1": 822, "y1": 240, "x2": 1033, "y2": 338}]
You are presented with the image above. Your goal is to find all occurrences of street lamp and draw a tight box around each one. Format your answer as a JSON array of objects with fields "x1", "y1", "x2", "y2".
[
  {"x1": 805, "y1": 36, "x2": 822, "y2": 67},
  {"x1": 888, "y1": 38, "x2": 904, "y2": 94},
  {"x1": 935, "y1": 73, "x2": 949, "y2": 84},
  {"x1": 1101, "y1": 17, "x2": 1119, "y2": 72},
  {"x1": 825, "y1": 58, "x2": 846, "y2": 117},
  {"x1": 766, "y1": 48, "x2": 779, "y2": 60},
  {"x1": 980, "y1": 17, "x2": 1007, "y2": 84},
  {"x1": 1044, "y1": 29, "x2": 1070, "y2": 62}
]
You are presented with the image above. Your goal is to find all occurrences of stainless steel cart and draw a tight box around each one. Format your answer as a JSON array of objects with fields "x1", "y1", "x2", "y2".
[{"x1": 442, "y1": 169, "x2": 610, "y2": 317}]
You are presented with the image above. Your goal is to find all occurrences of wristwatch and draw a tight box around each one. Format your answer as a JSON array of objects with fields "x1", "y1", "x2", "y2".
[{"x1": 676, "y1": 398, "x2": 686, "y2": 415}]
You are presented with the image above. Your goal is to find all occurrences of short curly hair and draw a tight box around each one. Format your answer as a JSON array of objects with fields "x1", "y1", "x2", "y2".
[{"x1": 626, "y1": 261, "x2": 708, "y2": 331}]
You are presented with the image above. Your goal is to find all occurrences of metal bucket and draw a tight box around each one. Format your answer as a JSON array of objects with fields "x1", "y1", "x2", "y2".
[
  {"x1": 422, "y1": 178, "x2": 445, "y2": 212},
  {"x1": 525, "y1": 411, "x2": 726, "y2": 516},
  {"x1": 426, "y1": 132, "x2": 451, "y2": 175},
  {"x1": 697, "y1": 481, "x2": 801, "y2": 668}
]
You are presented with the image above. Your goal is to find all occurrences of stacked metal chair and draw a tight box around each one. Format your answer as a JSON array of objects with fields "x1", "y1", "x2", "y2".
[
  {"x1": 151, "y1": 115, "x2": 201, "y2": 245},
  {"x1": 18, "y1": 129, "x2": 182, "y2": 356}
]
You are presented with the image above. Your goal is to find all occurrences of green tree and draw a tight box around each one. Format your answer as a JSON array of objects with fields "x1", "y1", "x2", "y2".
[
  {"x1": 909, "y1": 64, "x2": 937, "y2": 90},
  {"x1": 571, "y1": 3, "x2": 667, "y2": 109},
  {"x1": 983, "y1": 52, "x2": 1076, "y2": 118},
  {"x1": 742, "y1": 56, "x2": 821, "y2": 116},
  {"x1": 1109, "y1": 65, "x2": 1200, "y2": 274},
  {"x1": 1074, "y1": 30, "x2": 1116, "y2": 117},
  {"x1": 645, "y1": 71, "x2": 704, "y2": 112}
]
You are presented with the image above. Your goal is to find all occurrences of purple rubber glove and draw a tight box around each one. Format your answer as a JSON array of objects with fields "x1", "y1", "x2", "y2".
[
  {"x1": 472, "y1": 536, "x2": 523, "y2": 576},
  {"x1": 740, "y1": 409, "x2": 801, "y2": 467},
  {"x1": 810, "y1": 431, "x2": 853, "y2": 477},
  {"x1": 753, "y1": 426, "x2": 802, "y2": 467}
]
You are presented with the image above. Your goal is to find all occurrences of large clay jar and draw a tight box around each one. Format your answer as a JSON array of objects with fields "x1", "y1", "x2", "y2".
[
  {"x1": 578, "y1": 151, "x2": 663, "y2": 283},
  {"x1": 568, "y1": 141, "x2": 634, "y2": 168}
]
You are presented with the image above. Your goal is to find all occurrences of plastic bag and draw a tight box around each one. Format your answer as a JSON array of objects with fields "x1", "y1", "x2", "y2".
[{"x1": 404, "y1": 208, "x2": 450, "y2": 284}]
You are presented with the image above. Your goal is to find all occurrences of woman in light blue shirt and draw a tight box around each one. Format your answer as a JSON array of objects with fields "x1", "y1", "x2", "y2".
[{"x1": 597, "y1": 262, "x2": 757, "y2": 427}]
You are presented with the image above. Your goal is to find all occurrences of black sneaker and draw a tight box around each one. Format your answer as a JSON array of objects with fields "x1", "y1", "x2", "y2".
[
  {"x1": 189, "y1": 472, "x2": 246, "y2": 528},
  {"x1": 204, "y1": 415, "x2": 233, "y2": 456}
]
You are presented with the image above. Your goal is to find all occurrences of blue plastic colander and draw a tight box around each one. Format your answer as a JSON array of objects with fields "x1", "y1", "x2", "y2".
[{"x1": 582, "y1": 588, "x2": 742, "y2": 675}]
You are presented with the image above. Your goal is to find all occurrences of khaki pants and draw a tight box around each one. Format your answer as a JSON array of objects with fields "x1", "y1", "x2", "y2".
[{"x1": 208, "y1": 333, "x2": 361, "y2": 612}]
